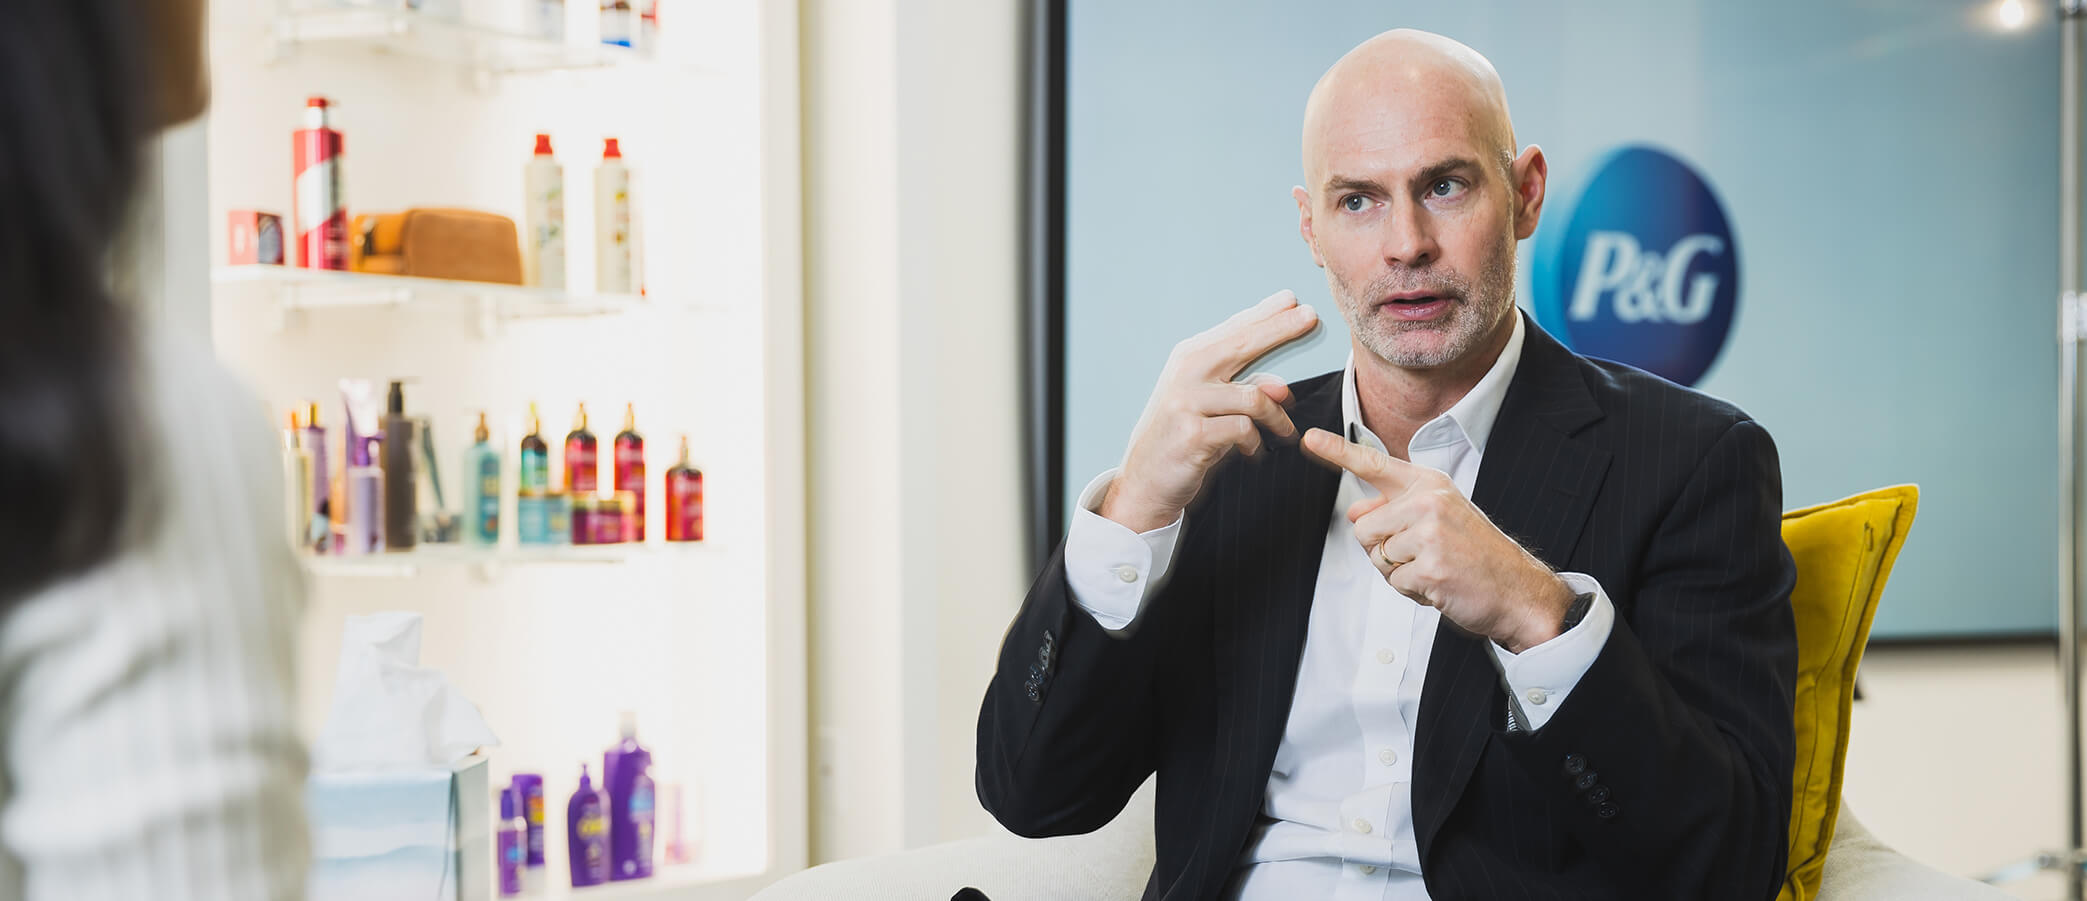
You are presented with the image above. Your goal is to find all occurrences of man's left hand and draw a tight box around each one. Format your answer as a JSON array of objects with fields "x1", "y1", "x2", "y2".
[{"x1": 1302, "y1": 427, "x2": 1574, "y2": 654}]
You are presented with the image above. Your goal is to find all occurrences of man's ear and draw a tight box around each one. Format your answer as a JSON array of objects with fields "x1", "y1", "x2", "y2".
[
  {"x1": 1511, "y1": 146, "x2": 1547, "y2": 241},
  {"x1": 1292, "y1": 185, "x2": 1325, "y2": 267}
]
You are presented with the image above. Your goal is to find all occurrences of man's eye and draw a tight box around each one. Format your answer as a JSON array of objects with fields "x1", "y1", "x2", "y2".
[
  {"x1": 1341, "y1": 194, "x2": 1370, "y2": 212},
  {"x1": 1429, "y1": 179, "x2": 1465, "y2": 198}
]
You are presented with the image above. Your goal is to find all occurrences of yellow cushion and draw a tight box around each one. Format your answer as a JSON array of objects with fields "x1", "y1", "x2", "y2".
[{"x1": 1775, "y1": 485, "x2": 1918, "y2": 901}]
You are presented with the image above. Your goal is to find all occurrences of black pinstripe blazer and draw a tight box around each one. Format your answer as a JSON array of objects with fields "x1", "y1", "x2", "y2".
[{"x1": 977, "y1": 315, "x2": 1798, "y2": 900}]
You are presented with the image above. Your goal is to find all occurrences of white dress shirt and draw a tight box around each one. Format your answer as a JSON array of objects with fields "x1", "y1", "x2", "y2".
[
  {"x1": 0, "y1": 334, "x2": 310, "y2": 901},
  {"x1": 1064, "y1": 314, "x2": 1617, "y2": 900}
]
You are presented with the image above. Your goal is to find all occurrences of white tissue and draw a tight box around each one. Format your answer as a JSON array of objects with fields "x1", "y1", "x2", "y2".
[{"x1": 313, "y1": 612, "x2": 500, "y2": 771}]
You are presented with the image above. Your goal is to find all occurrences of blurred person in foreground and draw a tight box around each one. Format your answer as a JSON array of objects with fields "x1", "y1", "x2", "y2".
[
  {"x1": 0, "y1": 3, "x2": 308, "y2": 900},
  {"x1": 977, "y1": 29, "x2": 1796, "y2": 900}
]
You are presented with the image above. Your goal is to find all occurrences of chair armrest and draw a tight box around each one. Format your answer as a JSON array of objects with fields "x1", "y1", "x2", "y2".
[
  {"x1": 751, "y1": 780, "x2": 1156, "y2": 901},
  {"x1": 1819, "y1": 804, "x2": 2016, "y2": 900}
]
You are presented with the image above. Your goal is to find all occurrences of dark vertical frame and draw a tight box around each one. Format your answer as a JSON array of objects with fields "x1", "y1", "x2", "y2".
[{"x1": 1022, "y1": 0, "x2": 1069, "y2": 573}]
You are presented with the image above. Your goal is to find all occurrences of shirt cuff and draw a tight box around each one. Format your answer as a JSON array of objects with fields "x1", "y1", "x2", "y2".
[
  {"x1": 1490, "y1": 573, "x2": 1615, "y2": 732},
  {"x1": 1063, "y1": 468, "x2": 1183, "y2": 632}
]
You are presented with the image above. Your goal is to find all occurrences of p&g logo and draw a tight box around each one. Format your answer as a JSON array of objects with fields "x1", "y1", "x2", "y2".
[{"x1": 1532, "y1": 145, "x2": 1739, "y2": 387}]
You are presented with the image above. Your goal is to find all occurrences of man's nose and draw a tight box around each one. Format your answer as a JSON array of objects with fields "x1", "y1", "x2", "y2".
[{"x1": 1380, "y1": 199, "x2": 1439, "y2": 269}]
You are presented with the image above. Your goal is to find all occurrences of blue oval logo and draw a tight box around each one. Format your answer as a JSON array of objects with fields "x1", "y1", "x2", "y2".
[{"x1": 1532, "y1": 145, "x2": 1739, "y2": 387}]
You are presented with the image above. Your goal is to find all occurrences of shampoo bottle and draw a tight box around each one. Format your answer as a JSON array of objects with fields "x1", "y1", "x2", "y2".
[
  {"x1": 381, "y1": 380, "x2": 418, "y2": 551},
  {"x1": 595, "y1": 139, "x2": 633, "y2": 293},
  {"x1": 523, "y1": 134, "x2": 565, "y2": 289},
  {"x1": 565, "y1": 403, "x2": 598, "y2": 494},
  {"x1": 665, "y1": 435, "x2": 702, "y2": 542},
  {"x1": 465, "y1": 413, "x2": 501, "y2": 545},
  {"x1": 498, "y1": 786, "x2": 525, "y2": 897},
  {"x1": 519, "y1": 404, "x2": 552, "y2": 546},
  {"x1": 283, "y1": 412, "x2": 313, "y2": 550},
  {"x1": 341, "y1": 380, "x2": 384, "y2": 554},
  {"x1": 511, "y1": 773, "x2": 547, "y2": 869},
  {"x1": 614, "y1": 403, "x2": 644, "y2": 540},
  {"x1": 568, "y1": 764, "x2": 611, "y2": 887},
  {"x1": 302, "y1": 402, "x2": 329, "y2": 551},
  {"x1": 599, "y1": 0, "x2": 634, "y2": 47},
  {"x1": 604, "y1": 712, "x2": 655, "y2": 881}
]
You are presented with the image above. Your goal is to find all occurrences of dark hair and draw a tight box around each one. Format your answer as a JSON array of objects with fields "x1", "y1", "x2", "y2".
[{"x1": 0, "y1": 3, "x2": 151, "y2": 609}]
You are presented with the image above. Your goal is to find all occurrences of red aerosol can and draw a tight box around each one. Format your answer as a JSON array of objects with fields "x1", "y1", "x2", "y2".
[{"x1": 293, "y1": 96, "x2": 349, "y2": 270}]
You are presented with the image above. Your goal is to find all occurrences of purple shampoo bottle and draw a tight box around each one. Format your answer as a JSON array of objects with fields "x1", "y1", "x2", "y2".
[
  {"x1": 604, "y1": 712, "x2": 655, "y2": 881},
  {"x1": 511, "y1": 773, "x2": 546, "y2": 867},
  {"x1": 497, "y1": 786, "x2": 525, "y2": 896},
  {"x1": 568, "y1": 764, "x2": 611, "y2": 887}
]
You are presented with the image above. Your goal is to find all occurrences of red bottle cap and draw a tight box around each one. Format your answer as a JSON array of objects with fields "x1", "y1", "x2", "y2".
[
  {"x1": 307, "y1": 96, "x2": 331, "y2": 108},
  {"x1": 603, "y1": 138, "x2": 623, "y2": 159},
  {"x1": 534, "y1": 133, "x2": 554, "y2": 155}
]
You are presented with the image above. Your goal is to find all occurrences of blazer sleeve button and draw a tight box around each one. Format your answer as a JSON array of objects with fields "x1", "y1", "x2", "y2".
[{"x1": 1563, "y1": 755, "x2": 1588, "y2": 776}]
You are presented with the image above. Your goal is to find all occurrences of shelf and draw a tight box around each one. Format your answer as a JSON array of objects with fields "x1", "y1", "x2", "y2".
[
  {"x1": 215, "y1": 266, "x2": 676, "y2": 325},
  {"x1": 531, "y1": 864, "x2": 769, "y2": 900},
  {"x1": 269, "y1": 6, "x2": 649, "y2": 76},
  {"x1": 303, "y1": 542, "x2": 708, "y2": 577}
]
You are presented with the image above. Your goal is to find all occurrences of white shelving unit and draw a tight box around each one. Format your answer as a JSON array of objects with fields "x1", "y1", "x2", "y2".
[
  {"x1": 264, "y1": 5, "x2": 695, "y2": 76},
  {"x1": 196, "y1": 2, "x2": 808, "y2": 898}
]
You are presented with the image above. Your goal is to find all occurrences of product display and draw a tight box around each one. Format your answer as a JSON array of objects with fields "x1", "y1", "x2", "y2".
[
  {"x1": 604, "y1": 712, "x2": 655, "y2": 881},
  {"x1": 283, "y1": 396, "x2": 683, "y2": 553},
  {"x1": 523, "y1": 134, "x2": 566, "y2": 289},
  {"x1": 568, "y1": 764, "x2": 611, "y2": 887},
  {"x1": 594, "y1": 139, "x2": 634, "y2": 293},
  {"x1": 293, "y1": 96, "x2": 349, "y2": 271},
  {"x1": 665, "y1": 435, "x2": 702, "y2": 542},
  {"x1": 615, "y1": 403, "x2": 644, "y2": 539}
]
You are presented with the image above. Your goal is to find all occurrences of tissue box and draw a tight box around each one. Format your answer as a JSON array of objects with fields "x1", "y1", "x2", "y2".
[{"x1": 307, "y1": 754, "x2": 492, "y2": 901}]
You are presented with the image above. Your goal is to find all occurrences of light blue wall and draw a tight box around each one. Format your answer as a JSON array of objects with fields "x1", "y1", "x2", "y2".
[{"x1": 1064, "y1": 0, "x2": 2059, "y2": 639}]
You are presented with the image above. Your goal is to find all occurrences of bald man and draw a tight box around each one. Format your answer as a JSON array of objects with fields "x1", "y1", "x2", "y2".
[{"x1": 977, "y1": 29, "x2": 1796, "y2": 901}]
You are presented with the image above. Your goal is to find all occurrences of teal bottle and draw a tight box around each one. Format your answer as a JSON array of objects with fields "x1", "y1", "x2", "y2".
[{"x1": 465, "y1": 412, "x2": 501, "y2": 545}]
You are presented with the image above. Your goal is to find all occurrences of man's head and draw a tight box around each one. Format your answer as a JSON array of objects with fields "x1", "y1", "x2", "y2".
[{"x1": 1292, "y1": 29, "x2": 1546, "y2": 372}]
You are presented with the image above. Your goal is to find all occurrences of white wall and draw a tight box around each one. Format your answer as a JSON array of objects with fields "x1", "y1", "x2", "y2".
[{"x1": 800, "y1": 0, "x2": 1027, "y2": 862}]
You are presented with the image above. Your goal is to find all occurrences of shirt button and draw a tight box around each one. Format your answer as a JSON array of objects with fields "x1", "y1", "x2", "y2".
[
  {"x1": 1378, "y1": 748, "x2": 1398, "y2": 766},
  {"x1": 1526, "y1": 688, "x2": 1549, "y2": 706},
  {"x1": 1359, "y1": 865, "x2": 1378, "y2": 875},
  {"x1": 1114, "y1": 565, "x2": 1139, "y2": 583},
  {"x1": 1351, "y1": 818, "x2": 1373, "y2": 834},
  {"x1": 1376, "y1": 648, "x2": 1396, "y2": 664}
]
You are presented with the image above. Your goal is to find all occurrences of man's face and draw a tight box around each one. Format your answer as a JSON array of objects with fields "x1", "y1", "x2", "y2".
[{"x1": 1295, "y1": 84, "x2": 1538, "y2": 371}]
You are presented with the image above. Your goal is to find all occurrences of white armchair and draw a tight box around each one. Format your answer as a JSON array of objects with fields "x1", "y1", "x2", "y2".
[{"x1": 752, "y1": 780, "x2": 2015, "y2": 901}]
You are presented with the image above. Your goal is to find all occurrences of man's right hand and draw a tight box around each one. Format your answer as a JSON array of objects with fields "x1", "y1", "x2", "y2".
[{"x1": 1099, "y1": 290, "x2": 1321, "y2": 533}]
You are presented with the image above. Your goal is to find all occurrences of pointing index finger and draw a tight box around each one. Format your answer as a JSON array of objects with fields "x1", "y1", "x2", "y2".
[{"x1": 1301, "y1": 428, "x2": 1418, "y2": 495}]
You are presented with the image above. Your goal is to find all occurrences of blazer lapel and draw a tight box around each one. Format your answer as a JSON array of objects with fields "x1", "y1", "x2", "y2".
[
  {"x1": 1412, "y1": 315, "x2": 1613, "y2": 857},
  {"x1": 1193, "y1": 371, "x2": 1343, "y2": 892}
]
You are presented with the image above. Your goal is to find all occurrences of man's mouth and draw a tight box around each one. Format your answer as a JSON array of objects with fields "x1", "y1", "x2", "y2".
[{"x1": 1373, "y1": 292, "x2": 1455, "y2": 321}]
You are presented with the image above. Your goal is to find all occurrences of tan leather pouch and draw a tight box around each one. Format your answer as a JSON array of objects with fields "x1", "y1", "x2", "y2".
[{"x1": 352, "y1": 208, "x2": 522, "y2": 285}]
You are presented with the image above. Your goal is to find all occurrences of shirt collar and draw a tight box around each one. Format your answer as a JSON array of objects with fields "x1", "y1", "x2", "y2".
[{"x1": 1340, "y1": 312, "x2": 1526, "y2": 456}]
